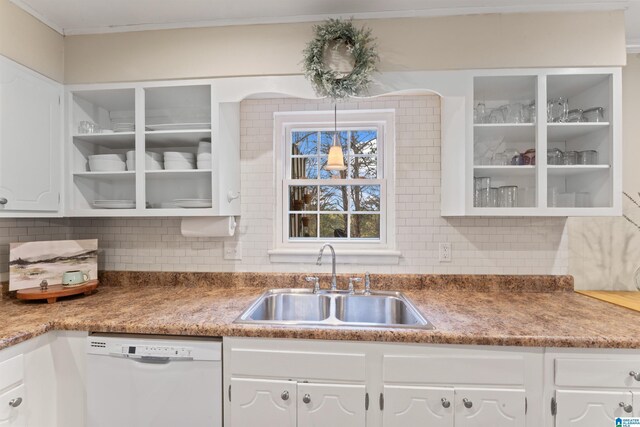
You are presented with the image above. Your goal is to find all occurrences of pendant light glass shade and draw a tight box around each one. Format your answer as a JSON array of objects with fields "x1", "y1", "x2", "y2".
[
  {"x1": 324, "y1": 104, "x2": 347, "y2": 171},
  {"x1": 326, "y1": 135, "x2": 347, "y2": 171}
]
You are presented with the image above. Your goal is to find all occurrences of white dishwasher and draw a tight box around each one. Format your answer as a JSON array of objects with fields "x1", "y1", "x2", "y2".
[{"x1": 86, "y1": 333, "x2": 222, "y2": 427}]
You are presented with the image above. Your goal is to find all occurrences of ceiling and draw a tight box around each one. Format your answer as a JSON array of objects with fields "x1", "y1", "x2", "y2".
[{"x1": 9, "y1": 0, "x2": 640, "y2": 49}]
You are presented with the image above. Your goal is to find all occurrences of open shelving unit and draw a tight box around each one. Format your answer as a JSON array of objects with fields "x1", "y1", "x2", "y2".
[
  {"x1": 65, "y1": 82, "x2": 241, "y2": 217},
  {"x1": 453, "y1": 68, "x2": 622, "y2": 217}
]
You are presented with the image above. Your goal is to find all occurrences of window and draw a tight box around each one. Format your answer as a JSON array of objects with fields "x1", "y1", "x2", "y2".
[{"x1": 272, "y1": 110, "x2": 397, "y2": 259}]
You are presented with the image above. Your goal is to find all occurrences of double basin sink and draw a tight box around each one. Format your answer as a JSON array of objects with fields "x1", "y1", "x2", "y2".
[{"x1": 235, "y1": 288, "x2": 434, "y2": 330}]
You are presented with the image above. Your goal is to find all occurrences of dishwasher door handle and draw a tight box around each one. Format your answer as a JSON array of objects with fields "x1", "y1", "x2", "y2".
[{"x1": 134, "y1": 356, "x2": 172, "y2": 364}]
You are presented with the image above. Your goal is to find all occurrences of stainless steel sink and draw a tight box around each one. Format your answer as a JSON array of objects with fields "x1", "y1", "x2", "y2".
[
  {"x1": 242, "y1": 292, "x2": 331, "y2": 322},
  {"x1": 235, "y1": 289, "x2": 434, "y2": 329}
]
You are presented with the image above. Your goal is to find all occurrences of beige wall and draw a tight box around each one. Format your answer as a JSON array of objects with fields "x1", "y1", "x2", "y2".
[
  {"x1": 569, "y1": 53, "x2": 640, "y2": 290},
  {"x1": 64, "y1": 11, "x2": 626, "y2": 84},
  {"x1": 0, "y1": 0, "x2": 64, "y2": 82}
]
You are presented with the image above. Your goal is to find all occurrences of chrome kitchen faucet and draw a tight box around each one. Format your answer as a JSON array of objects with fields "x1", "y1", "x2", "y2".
[{"x1": 316, "y1": 243, "x2": 338, "y2": 291}]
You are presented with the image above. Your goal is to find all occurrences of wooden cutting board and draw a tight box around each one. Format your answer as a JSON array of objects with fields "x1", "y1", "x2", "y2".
[
  {"x1": 576, "y1": 290, "x2": 640, "y2": 313},
  {"x1": 16, "y1": 280, "x2": 98, "y2": 304}
]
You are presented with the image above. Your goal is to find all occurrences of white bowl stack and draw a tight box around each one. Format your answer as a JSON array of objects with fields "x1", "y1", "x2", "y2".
[
  {"x1": 197, "y1": 141, "x2": 212, "y2": 170},
  {"x1": 126, "y1": 151, "x2": 164, "y2": 171},
  {"x1": 88, "y1": 154, "x2": 126, "y2": 172},
  {"x1": 164, "y1": 152, "x2": 195, "y2": 170}
]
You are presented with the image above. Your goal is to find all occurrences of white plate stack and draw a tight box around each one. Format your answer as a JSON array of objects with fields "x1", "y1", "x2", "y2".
[
  {"x1": 126, "y1": 151, "x2": 163, "y2": 170},
  {"x1": 164, "y1": 152, "x2": 195, "y2": 170},
  {"x1": 197, "y1": 141, "x2": 212, "y2": 170},
  {"x1": 112, "y1": 121, "x2": 134, "y2": 132},
  {"x1": 88, "y1": 154, "x2": 126, "y2": 172}
]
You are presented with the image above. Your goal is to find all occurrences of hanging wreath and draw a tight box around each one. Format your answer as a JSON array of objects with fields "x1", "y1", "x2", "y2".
[{"x1": 303, "y1": 18, "x2": 379, "y2": 100}]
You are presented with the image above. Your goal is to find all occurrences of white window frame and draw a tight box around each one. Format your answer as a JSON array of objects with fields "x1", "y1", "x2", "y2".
[{"x1": 269, "y1": 109, "x2": 400, "y2": 264}]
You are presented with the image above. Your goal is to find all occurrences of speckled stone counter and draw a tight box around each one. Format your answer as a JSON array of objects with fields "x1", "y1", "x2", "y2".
[{"x1": 0, "y1": 272, "x2": 638, "y2": 351}]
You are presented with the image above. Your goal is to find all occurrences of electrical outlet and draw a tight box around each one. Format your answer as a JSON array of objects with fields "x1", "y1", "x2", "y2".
[
  {"x1": 439, "y1": 243, "x2": 452, "y2": 262},
  {"x1": 223, "y1": 242, "x2": 242, "y2": 260}
]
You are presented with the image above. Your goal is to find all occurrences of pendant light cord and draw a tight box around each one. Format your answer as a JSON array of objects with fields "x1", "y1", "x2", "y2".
[{"x1": 333, "y1": 103, "x2": 337, "y2": 145}]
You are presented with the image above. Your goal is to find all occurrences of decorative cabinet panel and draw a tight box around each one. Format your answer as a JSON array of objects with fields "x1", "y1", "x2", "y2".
[
  {"x1": 0, "y1": 55, "x2": 61, "y2": 214},
  {"x1": 229, "y1": 378, "x2": 296, "y2": 427},
  {"x1": 554, "y1": 390, "x2": 631, "y2": 426},
  {"x1": 454, "y1": 388, "x2": 525, "y2": 427},
  {"x1": 229, "y1": 378, "x2": 365, "y2": 427},
  {"x1": 297, "y1": 383, "x2": 366, "y2": 427},
  {"x1": 383, "y1": 385, "x2": 454, "y2": 427}
]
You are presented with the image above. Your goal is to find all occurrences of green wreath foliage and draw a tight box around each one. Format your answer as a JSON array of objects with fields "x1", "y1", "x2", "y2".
[{"x1": 303, "y1": 18, "x2": 378, "y2": 99}]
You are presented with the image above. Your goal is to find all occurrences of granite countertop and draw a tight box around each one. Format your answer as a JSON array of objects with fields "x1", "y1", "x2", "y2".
[{"x1": 1, "y1": 272, "x2": 639, "y2": 351}]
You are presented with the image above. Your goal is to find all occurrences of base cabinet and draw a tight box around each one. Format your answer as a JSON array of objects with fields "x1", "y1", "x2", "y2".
[
  {"x1": 383, "y1": 385, "x2": 454, "y2": 427},
  {"x1": 454, "y1": 388, "x2": 525, "y2": 427},
  {"x1": 554, "y1": 390, "x2": 633, "y2": 426},
  {"x1": 229, "y1": 378, "x2": 366, "y2": 427}
]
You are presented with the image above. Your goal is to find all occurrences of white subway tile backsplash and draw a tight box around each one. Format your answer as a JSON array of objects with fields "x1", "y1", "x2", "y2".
[{"x1": 0, "y1": 95, "x2": 568, "y2": 277}]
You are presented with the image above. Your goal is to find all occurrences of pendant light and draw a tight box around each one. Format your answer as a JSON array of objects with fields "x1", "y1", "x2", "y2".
[{"x1": 325, "y1": 104, "x2": 347, "y2": 171}]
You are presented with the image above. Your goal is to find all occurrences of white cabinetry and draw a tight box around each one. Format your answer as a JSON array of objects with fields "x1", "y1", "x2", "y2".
[
  {"x1": 441, "y1": 67, "x2": 621, "y2": 217},
  {"x1": 224, "y1": 338, "x2": 543, "y2": 427},
  {"x1": 0, "y1": 55, "x2": 62, "y2": 215},
  {"x1": 65, "y1": 81, "x2": 240, "y2": 217},
  {"x1": 546, "y1": 350, "x2": 640, "y2": 427}
]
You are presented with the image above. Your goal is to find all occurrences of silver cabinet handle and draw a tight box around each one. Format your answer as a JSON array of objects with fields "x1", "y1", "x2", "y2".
[
  {"x1": 281, "y1": 391, "x2": 289, "y2": 401},
  {"x1": 620, "y1": 402, "x2": 633, "y2": 413},
  {"x1": 463, "y1": 398, "x2": 473, "y2": 409},
  {"x1": 441, "y1": 398, "x2": 451, "y2": 408},
  {"x1": 8, "y1": 397, "x2": 22, "y2": 408},
  {"x1": 630, "y1": 371, "x2": 640, "y2": 381},
  {"x1": 0, "y1": 198, "x2": 7, "y2": 205},
  {"x1": 303, "y1": 394, "x2": 311, "y2": 404}
]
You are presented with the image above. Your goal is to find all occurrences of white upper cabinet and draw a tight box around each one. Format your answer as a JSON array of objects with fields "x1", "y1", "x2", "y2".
[
  {"x1": 441, "y1": 67, "x2": 622, "y2": 217},
  {"x1": 65, "y1": 81, "x2": 240, "y2": 217},
  {"x1": 0, "y1": 56, "x2": 62, "y2": 215}
]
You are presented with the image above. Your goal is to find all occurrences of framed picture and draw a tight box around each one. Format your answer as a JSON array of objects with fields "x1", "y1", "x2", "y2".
[{"x1": 9, "y1": 239, "x2": 98, "y2": 291}]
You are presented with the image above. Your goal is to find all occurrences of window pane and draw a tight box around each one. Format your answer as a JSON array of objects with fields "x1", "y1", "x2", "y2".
[
  {"x1": 292, "y1": 131, "x2": 317, "y2": 155},
  {"x1": 319, "y1": 157, "x2": 347, "y2": 180},
  {"x1": 351, "y1": 130, "x2": 377, "y2": 155},
  {"x1": 320, "y1": 214, "x2": 348, "y2": 238},
  {"x1": 350, "y1": 185, "x2": 380, "y2": 211},
  {"x1": 291, "y1": 157, "x2": 318, "y2": 179},
  {"x1": 349, "y1": 156, "x2": 377, "y2": 179},
  {"x1": 289, "y1": 214, "x2": 317, "y2": 238},
  {"x1": 289, "y1": 186, "x2": 317, "y2": 211},
  {"x1": 320, "y1": 131, "x2": 348, "y2": 155},
  {"x1": 350, "y1": 214, "x2": 380, "y2": 239},
  {"x1": 320, "y1": 186, "x2": 347, "y2": 211}
]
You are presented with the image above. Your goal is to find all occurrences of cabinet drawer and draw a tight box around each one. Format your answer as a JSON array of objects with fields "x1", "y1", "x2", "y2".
[
  {"x1": 555, "y1": 358, "x2": 640, "y2": 388},
  {"x1": 0, "y1": 384, "x2": 26, "y2": 426},
  {"x1": 0, "y1": 355, "x2": 23, "y2": 391},
  {"x1": 229, "y1": 348, "x2": 366, "y2": 382},
  {"x1": 384, "y1": 355, "x2": 525, "y2": 385}
]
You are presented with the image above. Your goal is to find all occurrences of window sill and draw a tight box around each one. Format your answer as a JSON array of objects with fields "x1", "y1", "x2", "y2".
[{"x1": 267, "y1": 248, "x2": 401, "y2": 265}]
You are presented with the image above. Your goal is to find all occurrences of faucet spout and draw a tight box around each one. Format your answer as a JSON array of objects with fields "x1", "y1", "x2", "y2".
[{"x1": 317, "y1": 243, "x2": 337, "y2": 291}]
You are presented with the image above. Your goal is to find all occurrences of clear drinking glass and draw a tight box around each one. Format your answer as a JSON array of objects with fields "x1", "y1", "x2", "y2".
[
  {"x1": 547, "y1": 97, "x2": 569, "y2": 123},
  {"x1": 583, "y1": 107, "x2": 604, "y2": 123},
  {"x1": 498, "y1": 186, "x2": 518, "y2": 208},
  {"x1": 578, "y1": 150, "x2": 598, "y2": 165},
  {"x1": 474, "y1": 177, "x2": 491, "y2": 207},
  {"x1": 488, "y1": 187, "x2": 499, "y2": 207},
  {"x1": 505, "y1": 103, "x2": 524, "y2": 123},
  {"x1": 547, "y1": 148, "x2": 563, "y2": 165},
  {"x1": 474, "y1": 102, "x2": 487, "y2": 124},
  {"x1": 523, "y1": 102, "x2": 536, "y2": 123},
  {"x1": 492, "y1": 152, "x2": 509, "y2": 166},
  {"x1": 548, "y1": 187, "x2": 559, "y2": 207},
  {"x1": 488, "y1": 108, "x2": 505, "y2": 124},
  {"x1": 563, "y1": 151, "x2": 578, "y2": 165}
]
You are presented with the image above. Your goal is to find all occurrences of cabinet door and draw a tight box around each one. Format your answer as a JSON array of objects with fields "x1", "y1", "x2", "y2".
[
  {"x1": 298, "y1": 383, "x2": 366, "y2": 427},
  {"x1": 0, "y1": 384, "x2": 26, "y2": 426},
  {"x1": 229, "y1": 378, "x2": 296, "y2": 427},
  {"x1": 0, "y1": 56, "x2": 61, "y2": 212},
  {"x1": 383, "y1": 385, "x2": 454, "y2": 427},
  {"x1": 555, "y1": 390, "x2": 632, "y2": 426},
  {"x1": 455, "y1": 388, "x2": 526, "y2": 427}
]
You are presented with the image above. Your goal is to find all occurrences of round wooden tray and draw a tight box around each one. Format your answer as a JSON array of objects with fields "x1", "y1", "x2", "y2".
[{"x1": 16, "y1": 280, "x2": 98, "y2": 304}]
